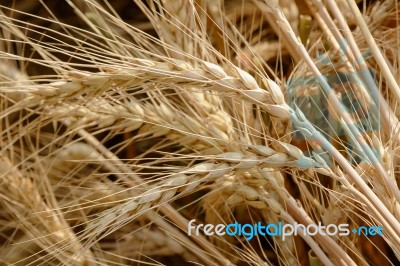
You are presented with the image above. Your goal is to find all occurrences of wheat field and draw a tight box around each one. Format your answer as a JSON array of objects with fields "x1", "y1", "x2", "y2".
[{"x1": 0, "y1": 0, "x2": 400, "y2": 265}]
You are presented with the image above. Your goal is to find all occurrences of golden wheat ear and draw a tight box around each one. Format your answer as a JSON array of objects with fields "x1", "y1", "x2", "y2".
[{"x1": 0, "y1": 0, "x2": 400, "y2": 265}]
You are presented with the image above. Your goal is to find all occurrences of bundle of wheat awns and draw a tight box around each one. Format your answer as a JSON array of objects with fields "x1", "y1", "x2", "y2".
[{"x1": 1, "y1": 0, "x2": 400, "y2": 265}]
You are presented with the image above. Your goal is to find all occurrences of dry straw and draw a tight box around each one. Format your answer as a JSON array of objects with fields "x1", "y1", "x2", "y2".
[{"x1": 0, "y1": 0, "x2": 400, "y2": 265}]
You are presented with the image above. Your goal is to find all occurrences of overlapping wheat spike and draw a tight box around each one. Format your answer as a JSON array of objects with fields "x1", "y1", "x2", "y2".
[{"x1": 0, "y1": 0, "x2": 399, "y2": 265}]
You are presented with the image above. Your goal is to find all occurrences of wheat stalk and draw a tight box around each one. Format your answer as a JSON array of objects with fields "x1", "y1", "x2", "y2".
[{"x1": 1, "y1": 0, "x2": 400, "y2": 265}]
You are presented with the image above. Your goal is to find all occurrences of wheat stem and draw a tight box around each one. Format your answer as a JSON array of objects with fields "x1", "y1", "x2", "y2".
[
  {"x1": 309, "y1": 0, "x2": 399, "y2": 142},
  {"x1": 344, "y1": 0, "x2": 400, "y2": 104},
  {"x1": 291, "y1": 108, "x2": 400, "y2": 241},
  {"x1": 271, "y1": 7, "x2": 400, "y2": 202},
  {"x1": 279, "y1": 211, "x2": 335, "y2": 266}
]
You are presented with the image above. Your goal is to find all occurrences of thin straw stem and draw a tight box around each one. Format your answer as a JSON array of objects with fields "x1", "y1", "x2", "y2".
[
  {"x1": 322, "y1": 0, "x2": 399, "y2": 141},
  {"x1": 344, "y1": 0, "x2": 400, "y2": 104}
]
